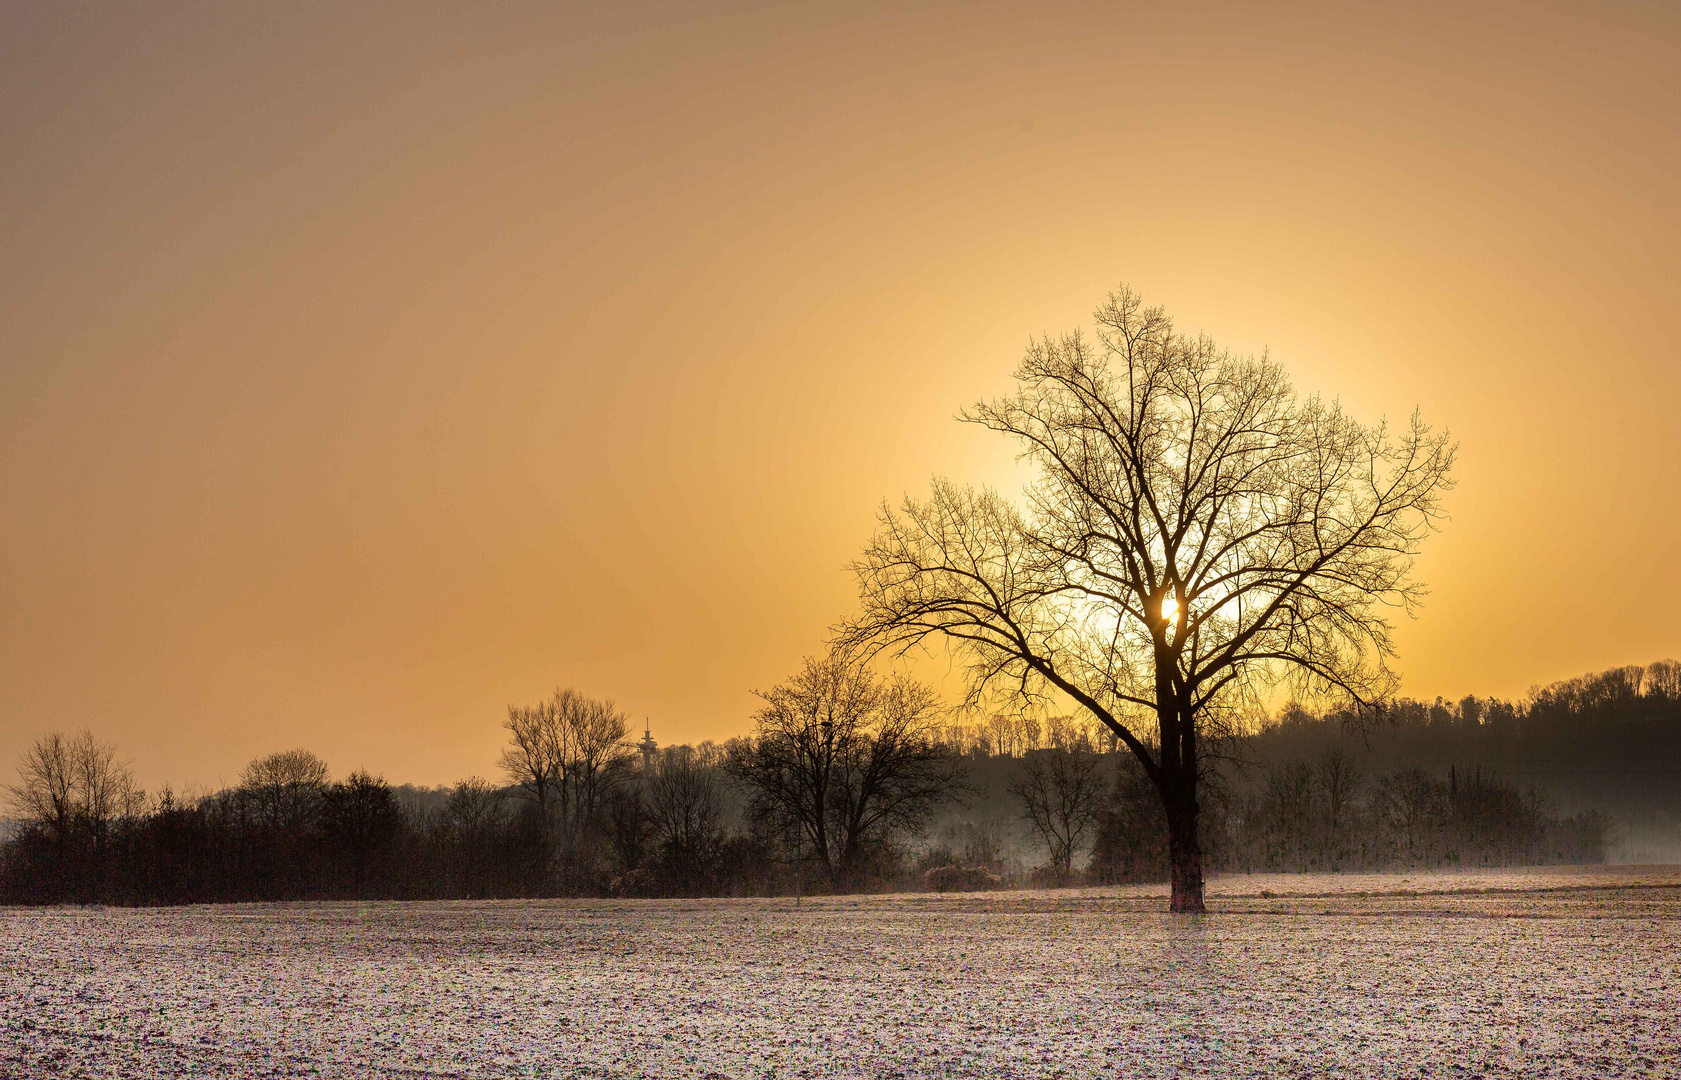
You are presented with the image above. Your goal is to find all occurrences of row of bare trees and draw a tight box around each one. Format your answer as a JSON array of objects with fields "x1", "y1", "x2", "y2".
[
  {"x1": 1005, "y1": 742, "x2": 1610, "y2": 883},
  {"x1": 0, "y1": 664, "x2": 945, "y2": 903},
  {"x1": 934, "y1": 713, "x2": 1116, "y2": 759},
  {"x1": 3, "y1": 693, "x2": 1623, "y2": 904},
  {"x1": 1, "y1": 739, "x2": 408, "y2": 903},
  {"x1": 487, "y1": 656, "x2": 968, "y2": 896},
  {"x1": 1218, "y1": 752, "x2": 1607, "y2": 872}
]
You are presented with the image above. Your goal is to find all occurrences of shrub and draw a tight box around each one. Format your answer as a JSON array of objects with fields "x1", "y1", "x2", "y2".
[{"x1": 924, "y1": 864, "x2": 1003, "y2": 892}]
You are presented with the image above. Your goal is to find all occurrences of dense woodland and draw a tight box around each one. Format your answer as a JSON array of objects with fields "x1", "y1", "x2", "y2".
[{"x1": 3, "y1": 660, "x2": 1673, "y2": 906}]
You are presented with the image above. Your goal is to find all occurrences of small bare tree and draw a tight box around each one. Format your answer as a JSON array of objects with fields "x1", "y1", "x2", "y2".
[
  {"x1": 842, "y1": 286, "x2": 1455, "y2": 911},
  {"x1": 1316, "y1": 747, "x2": 1362, "y2": 836},
  {"x1": 7, "y1": 730, "x2": 143, "y2": 842},
  {"x1": 443, "y1": 776, "x2": 506, "y2": 897},
  {"x1": 646, "y1": 744, "x2": 725, "y2": 885},
  {"x1": 1263, "y1": 761, "x2": 1316, "y2": 865},
  {"x1": 1011, "y1": 741, "x2": 1107, "y2": 880},
  {"x1": 729, "y1": 652, "x2": 964, "y2": 890},
  {"x1": 501, "y1": 689, "x2": 634, "y2": 825},
  {"x1": 241, "y1": 749, "x2": 330, "y2": 831},
  {"x1": 445, "y1": 776, "x2": 506, "y2": 835},
  {"x1": 1376, "y1": 767, "x2": 1446, "y2": 853},
  {"x1": 7, "y1": 732, "x2": 76, "y2": 839},
  {"x1": 500, "y1": 687, "x2": 634, "y2": 888}
]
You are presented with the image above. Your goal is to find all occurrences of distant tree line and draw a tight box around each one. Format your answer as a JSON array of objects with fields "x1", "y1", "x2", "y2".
[
  {"x1": 1089, "y1": 751, "x2": 1609, "y2": 882},
  {"x1": 1242, "y1": 661, "x2": 1681, "y2": 829},
  {"x1": 6, "y1": 659, "x2": 1669, "y2": 905},
  {"x1": 0, "y1": 653, "x2": 958, "y2": 904}
]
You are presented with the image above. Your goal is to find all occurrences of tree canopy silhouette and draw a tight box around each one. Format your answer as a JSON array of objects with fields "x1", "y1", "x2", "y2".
[{"x1": 840, "y1": 286, "x2": 1456, "y2": 911}]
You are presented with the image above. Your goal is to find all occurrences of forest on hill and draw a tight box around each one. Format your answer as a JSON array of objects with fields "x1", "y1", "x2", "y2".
[
  {"x1": 3, "y1": 660, "x2": 1675, "y2": 905},
  {"x1": 1240, "y1": 660, "x2": 1681, "y2": 857}
]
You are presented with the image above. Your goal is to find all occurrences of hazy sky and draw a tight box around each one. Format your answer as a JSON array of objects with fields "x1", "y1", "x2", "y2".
[{"x1": 3, "y1": 2, "x2": 1678, "y2": 790}]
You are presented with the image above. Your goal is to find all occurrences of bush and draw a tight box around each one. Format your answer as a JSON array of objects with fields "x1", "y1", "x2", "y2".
[
  {"x1": 608, "y1": 867, "x2": 657, "y2": 897},
  {"x1": 1025, "y1": 864, "x2": 1076, "y2": 889},
  {"x1": 924, "y1": 864, "x2": 1003, "y2": 892}
]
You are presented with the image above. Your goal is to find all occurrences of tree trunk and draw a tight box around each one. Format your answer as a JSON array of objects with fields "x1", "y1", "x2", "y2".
[
  {"x1": 1156, "y1": 692, "x2": 1207, "y2": 914},
  {"x1": 1166, "y1": 796, "x2": 1206, "y2": 914}
]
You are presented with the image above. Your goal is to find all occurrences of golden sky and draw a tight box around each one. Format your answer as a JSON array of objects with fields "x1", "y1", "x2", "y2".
[{"x1": 3, "y1": 2, "x2": 1678, "y2": 790}]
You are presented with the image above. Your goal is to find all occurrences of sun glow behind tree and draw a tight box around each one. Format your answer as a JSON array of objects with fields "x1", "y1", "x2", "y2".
[{"x1": 843, "y1": 286, "x2": 1456, "y2": 911}]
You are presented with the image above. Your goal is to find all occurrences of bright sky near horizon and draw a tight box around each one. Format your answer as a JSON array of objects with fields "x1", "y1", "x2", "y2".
[{"x1": 3, "y1": 2, "x2": 1678, "y2": 791}]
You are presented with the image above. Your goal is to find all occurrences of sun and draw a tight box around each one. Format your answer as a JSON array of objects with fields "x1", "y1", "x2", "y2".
[{"x1": 1161, "y1": 594, "x2": 1180, "y2": 625}]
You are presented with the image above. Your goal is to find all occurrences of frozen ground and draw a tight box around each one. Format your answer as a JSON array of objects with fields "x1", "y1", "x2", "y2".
[{"x1": 3, "y1": 866, "x2": 1679, "y2": 1079}]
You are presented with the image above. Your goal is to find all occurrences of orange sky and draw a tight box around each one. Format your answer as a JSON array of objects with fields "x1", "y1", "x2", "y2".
[{"x1": 3, "y1": 2, "x2": 1678, "y2": 791}]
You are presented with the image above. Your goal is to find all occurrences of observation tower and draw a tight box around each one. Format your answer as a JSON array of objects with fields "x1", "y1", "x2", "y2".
[{"x1": 638, "y1": 721, "x2": 657, "y2": 777}]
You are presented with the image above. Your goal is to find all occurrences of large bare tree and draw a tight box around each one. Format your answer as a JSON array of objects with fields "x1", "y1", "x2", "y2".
[{"x1": 841, "y1": 287, "x2": 1455, "y2": 911}]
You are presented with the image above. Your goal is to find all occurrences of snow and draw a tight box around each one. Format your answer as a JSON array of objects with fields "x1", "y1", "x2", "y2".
[{"x1": 3, "y1": 866, "x2": 1678, "y2": 1078}]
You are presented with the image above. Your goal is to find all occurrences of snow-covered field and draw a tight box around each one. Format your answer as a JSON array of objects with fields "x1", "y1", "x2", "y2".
[{"x1": 4, "y1": 866, "x2": 1678, "y2": 1078}]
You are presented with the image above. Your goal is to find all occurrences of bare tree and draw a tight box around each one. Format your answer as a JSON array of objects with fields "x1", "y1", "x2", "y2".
[
  {"x1": 646, "y1": 744, "x2": 725, "y2": 885},
  {"x1": 6, "y1": 730, "x2": 143, "y2": 842},
  {"x1": 985, "y1": 714, "x2": 1021, "y2": 757},
  {"x1": 241, "y1": 749, "x2": 330, "y2": 832},
  {"x1": 6, "y1": 732, "x2": 76, "y2": 839},
  {"x1": 566, "y1": 697, "x2": 635, "y2": 828},
  {"x1": 1011, "y1": 744, "x2": 1107, "y2": 880},
  {"x1": 499, "y1": 687, "x2": 635, "y2": 885},
  {"x1": 728, "y1": 652, "x2": 964, "y2": 890},
  {"x1": 1315, "y1": 747, "x2": 1362, "y2": 836},
  {"x1": 445, "y1": 776, "x2": 506, "y2": 835},
  {"x1": 1376, "y1": 767, "x2": 1446, "y2": 854},
  {"x1": 841, "y1": 286, "x2": 1455, "y2": 911},
  {"x1": 500, "y1": 698, "x2": 566, "y2": 829},
  {"x1": 501, "y1": 688, "x2": 632, "y2": 822},
  {"x1": 1263, "y1": 761, "x2": 1316, "y2": 864},
  {"x1": 441, "y1": 776, "x2": 507, "y2": 897}
]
